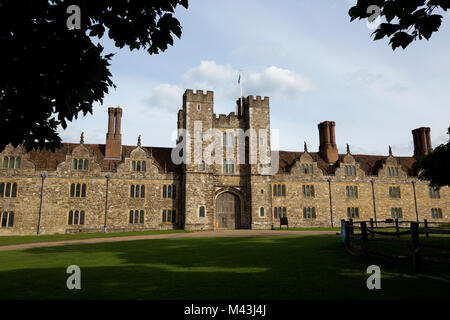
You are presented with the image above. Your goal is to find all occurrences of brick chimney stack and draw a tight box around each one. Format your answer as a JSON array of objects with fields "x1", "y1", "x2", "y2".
[
  {"x1": 105, "y1": 107, "x2": 122, "y2": 159},
  {"x1": 412, "y1": 127, "x2": 432, "y2": 159},
  {"x1": 318, "y1": 121, "x2": 339, "y2": 164}
]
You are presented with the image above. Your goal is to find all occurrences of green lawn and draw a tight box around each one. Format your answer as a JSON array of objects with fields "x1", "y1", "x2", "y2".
[
  {"x1": 274, "y1": 227, "x2": 340, "y2": 231},
  {"x1": 0, "y1": 235, "x2": 449, "y2": 300},
  {"x1": 0, "y1": 229, "x2": 189, "y2": 247}
]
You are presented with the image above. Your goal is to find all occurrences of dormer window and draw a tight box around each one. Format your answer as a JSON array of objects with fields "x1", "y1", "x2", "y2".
[
  {"x1": 387, "y1": 167, "x2": 399, "y2": 177},
  {"x1": 2, "y1": 156, "x2": 20, "y2": 169},
  {"x1": 429, "y1": 187, "x2": 440, "y2": 199},
  {"x1": 301, "y1": 164, "x2": 313, "y2": 174},
  {"x1": 344, "y1": 165, "x2": 356, "y2": 176},
  {"x1": 73, "y1": 158, "x2": 88, "y2": 171},
  {"x1": 131, "y1": 160, "x2": 146, "y2": 172}
]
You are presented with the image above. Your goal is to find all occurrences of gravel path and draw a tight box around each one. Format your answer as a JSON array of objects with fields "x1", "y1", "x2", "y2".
[{"x1": 0, "y1": 229, "x2": 338, "y2": 251}]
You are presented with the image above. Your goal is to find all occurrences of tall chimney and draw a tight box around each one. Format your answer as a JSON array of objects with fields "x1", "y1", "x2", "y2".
[
  {"x1": 105, "y1": 107, "x2": 122, "y2": 159},
  {"x1": 412, "y1": 127, "x2": 432, "y2": 159},
  {"x1": 318, "y1": 121, "x2": 338, "y2": 164}
]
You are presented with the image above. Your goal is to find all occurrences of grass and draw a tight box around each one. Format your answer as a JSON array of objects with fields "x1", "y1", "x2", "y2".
[
  {"x1": 0, "y1": 227, "x2": 340, "y2": 247},
  {"x1": 0, "y1": 229, "x2": 189, "y2": 247},
  {"x1": 349, "y1": 230, "x2": 450, "y2": 259},
  {"x1": 274, "y1": 227, "x2": 340, "y2": 231},
  {"x1": 0, "y1": 235, "x2": 449, "y2": 300}
]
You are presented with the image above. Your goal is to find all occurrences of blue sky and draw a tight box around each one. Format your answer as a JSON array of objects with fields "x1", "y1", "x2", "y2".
[{"x1": 58, "y1": 0, "x2": 450, "y2": 156}]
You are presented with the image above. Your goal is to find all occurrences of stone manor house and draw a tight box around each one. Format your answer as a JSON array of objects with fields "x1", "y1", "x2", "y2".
[{"x1": 0, "y1": 89, "x2": 448, "y2": 235}]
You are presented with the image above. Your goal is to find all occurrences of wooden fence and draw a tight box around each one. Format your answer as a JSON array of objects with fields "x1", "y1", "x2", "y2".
[{"x1": 341, "y1": 218, "x2": 450, "y2": 271}]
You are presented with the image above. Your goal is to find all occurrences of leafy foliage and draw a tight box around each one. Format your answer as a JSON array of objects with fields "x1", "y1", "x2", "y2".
[
  {"x1": 349, "y1": 0, "x2": 449, "y2": 50},
  {"x1": 418, "y1": 128, "x2": 450, "y2": 188},
  {"x1": 0, "y1": 0, "x2": 188, "y2": 151}
]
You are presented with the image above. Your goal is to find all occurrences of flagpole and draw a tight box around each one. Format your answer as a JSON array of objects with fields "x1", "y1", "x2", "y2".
[{"x1": 239, "y1": 71, "x2": 243, "y2": 115}]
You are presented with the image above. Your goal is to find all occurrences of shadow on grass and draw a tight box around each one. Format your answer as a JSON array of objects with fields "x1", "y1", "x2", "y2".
[{"x1": 0, "y1": 236, "x2": 449, "y2": 300}]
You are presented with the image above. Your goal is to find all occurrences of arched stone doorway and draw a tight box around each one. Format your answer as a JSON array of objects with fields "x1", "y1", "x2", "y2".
[{"x1": 215, "y1": 191, "x2": 241, "y2": 229}]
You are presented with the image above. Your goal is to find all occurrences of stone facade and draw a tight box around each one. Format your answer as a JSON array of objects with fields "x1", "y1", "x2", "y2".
[{"x1": 0, "y1": 89, "x2": 448, "y2": 235}]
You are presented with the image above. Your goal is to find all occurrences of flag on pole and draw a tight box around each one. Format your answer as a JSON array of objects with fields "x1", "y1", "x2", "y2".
[{"x1": 238, "y1": 71, "x2": 243, "y2": 115}]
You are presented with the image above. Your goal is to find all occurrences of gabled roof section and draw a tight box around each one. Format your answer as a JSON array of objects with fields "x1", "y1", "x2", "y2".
[
  {"x1": 278, "y1": 151, "x2": 330, "y2": 174},
  {"x1": 29, "y1": 143, "x2": 181, "y2": 173},
  {"x1": 278, "y1": 150, "x2": 418, "y2": 177}
]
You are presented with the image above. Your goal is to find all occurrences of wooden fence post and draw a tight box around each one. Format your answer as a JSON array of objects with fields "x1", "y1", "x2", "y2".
[
  {"x1": 349, "y1": 219, "x2": 354, "y2": 235},
  {"x1": 369, "y1": 218, "x2": 374, "y2": 239},
  {"x1": 361, "y1": 222, "x2": 368, "y2": 258},
  {"x1": 344, "y1": 221, "x2": 350, "y2": 247},
  {"x1": 424, "y1": 219, "x2": 429, "y2": 238},
  {"x1": 411, "y1": 222, "x2": 420, "y2": 272},
  {"x1": 395, "y1": 218, "x2": 400, "y2": 238}
]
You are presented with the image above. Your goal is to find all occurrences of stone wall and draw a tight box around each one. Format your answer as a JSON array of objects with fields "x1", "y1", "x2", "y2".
[
  {"x1": 1, "y1": 89, "x2": 449, "y2": 236},
  {"x1": 0, "y1": 143, "x2": 181, "y2": 235},
  {"x1": 269, "y1": 152, "x2": 450, "y2": 228}
]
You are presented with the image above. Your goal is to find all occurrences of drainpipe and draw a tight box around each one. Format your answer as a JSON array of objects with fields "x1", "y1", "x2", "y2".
[
  {"x1": 37, "y1": 172, "x2": 47, "y2": 235},
  {"x1": 412, "y1": 181, "x2": 419, "y2": 222},
  {"x1": 327, "y1": 178, "x2": 333, "y2": 228},
  {"x1": 104, "y1": 174, "x2": 111, "y2": 233},
  {"x1": 371, "y1": 179, "x2": 377, "y2": 227}
]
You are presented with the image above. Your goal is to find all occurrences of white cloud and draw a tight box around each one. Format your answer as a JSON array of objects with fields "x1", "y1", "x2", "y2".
[
  {"x1": 182, "y1": 61, "x2": 314, "y2": 99},
  {"x1": 245, "y1": 66, "x2": 315, "y2": 96},
  {"x1": 145, "y1": 84, "x2": 184, "y2": 110},
  {"x1": 183, "y1": 60, "x2": 235, "y2": 89}
]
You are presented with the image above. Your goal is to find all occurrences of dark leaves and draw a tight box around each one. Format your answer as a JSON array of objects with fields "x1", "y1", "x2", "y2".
[
  {"x1": 349, "y1": 0, "x2": 447, "y2": 50},
  {"x1": 418, "y1": 134, "x2": 450, "y2": 188},
  {"x1": 0, "y1": 0, "x2": 188, "y2": 151},
  {"x1": 389, "y1": 31, "x2": 415, "y2": 49}
]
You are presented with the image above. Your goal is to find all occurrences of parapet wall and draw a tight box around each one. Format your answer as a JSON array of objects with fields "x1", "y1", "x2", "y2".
[
  {"x1": 246, "y1": 95, "x2": 270, "y2": 108},
  {"x1": 183, "y1": 89, "x2": 214, "y2": 103},
  {"x1": 213, "y1": 112, "x2": 245, "y2": 128}
]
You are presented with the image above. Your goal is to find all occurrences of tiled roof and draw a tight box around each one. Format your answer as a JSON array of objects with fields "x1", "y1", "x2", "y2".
[
  {"x1": 29, "y1": 143, "x2": 181, "y2": 173},
  {"x1": 28, "y1": 143, "x2": 418, "y2": 177},
  {"x1": 278, "y1": 151, "x2": 418, "y2": 176},
  {"x1": 278, "y1": 151, "x2": 330, "y2": 174}
]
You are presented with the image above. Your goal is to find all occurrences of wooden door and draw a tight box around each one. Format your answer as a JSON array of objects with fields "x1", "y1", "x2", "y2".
[{"x1": 216, "y1": 192, "x2": 240, "y2": 229}]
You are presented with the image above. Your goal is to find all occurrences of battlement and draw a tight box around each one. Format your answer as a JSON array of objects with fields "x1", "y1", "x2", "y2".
[
  {"x1": 240, "y1": 95, "x2": 270, "y2": 109},
  {"x1": 213, "y1": 112, "x2": 243, "y2": 128},
  {"x1": 183, "y1": 89, "x2": 214, "y2": 103}
]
